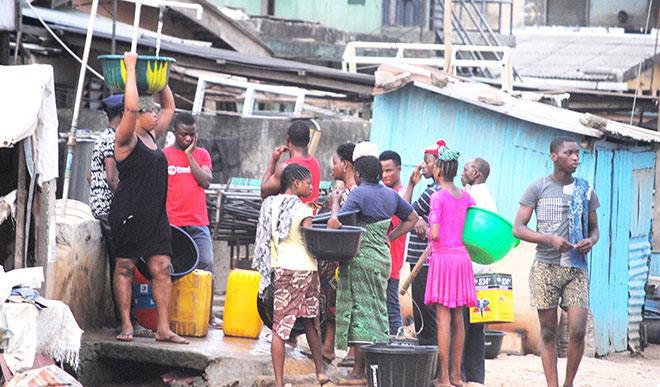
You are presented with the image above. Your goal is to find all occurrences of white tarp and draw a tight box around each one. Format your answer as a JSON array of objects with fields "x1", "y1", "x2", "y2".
[{"x1": 0, "y1": 64, "x2": 59, "y2": 186}]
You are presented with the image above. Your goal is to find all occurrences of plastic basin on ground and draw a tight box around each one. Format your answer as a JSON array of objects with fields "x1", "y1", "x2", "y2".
[
  {"x1": 301, "y1": 225, "x2": 365, "y2": 263},
  {"x1": 98, "y1": 54, "x2": 175, "y2": 95},
  {"x1": 462, "y1": 207, "x2": 520, "y2": 265},
  {"x1": 136, "y1": 225, "x2": 199, "y2": 281},
  {"x1": 484, "y1": 330, "x2": 506, "y2": 359},
  {"x1": 363, "y1": 343, "x2": 438, "y2": 387}
]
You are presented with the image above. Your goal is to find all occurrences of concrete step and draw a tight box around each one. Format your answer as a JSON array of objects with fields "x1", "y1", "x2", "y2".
[{"x1": 81, "y1": 329, "x2": 321, "y2": 386}]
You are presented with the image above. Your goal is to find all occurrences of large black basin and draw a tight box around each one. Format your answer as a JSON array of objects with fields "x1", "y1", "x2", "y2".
[
  {"x1": 302, "y1": 224, "x2": 365, "y2": 263},
  {"x1": 136, "y1": 225, "x2": 199, "y2": 281},
  {"x1": 312, "y1": 210, "x2": 359, "y2": 227}
]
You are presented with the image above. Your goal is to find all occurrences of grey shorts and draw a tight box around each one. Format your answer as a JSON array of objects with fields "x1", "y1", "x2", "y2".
[{"x1": 529, "y1": 260, "x2": 589, "y2": 310}]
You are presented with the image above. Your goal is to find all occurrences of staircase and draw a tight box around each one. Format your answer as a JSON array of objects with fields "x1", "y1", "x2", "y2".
[{"x1": 432, "y1": 0, "x2": 520, "y2": 81}]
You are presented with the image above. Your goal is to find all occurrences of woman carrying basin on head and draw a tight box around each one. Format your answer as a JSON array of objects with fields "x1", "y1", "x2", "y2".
[{"x1": 109, "y1": 52, "x2": 187, "y2": 344}]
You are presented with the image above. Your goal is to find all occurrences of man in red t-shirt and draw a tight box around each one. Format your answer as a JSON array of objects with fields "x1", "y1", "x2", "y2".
[
  {"x1": 164, "y1": 113, "x2": 221, "y2": 328},
  {"x1": 380, "y1": 150, "x2": 406, "y2": 335},
  {"x1": 260, "y1": 121, "x2": 321, "y2": 206}
]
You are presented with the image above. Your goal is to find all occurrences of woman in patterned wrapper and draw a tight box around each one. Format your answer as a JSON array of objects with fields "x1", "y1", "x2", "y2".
[
  {"x1": 320, "y1": 142, "x2": 356, "y2": 364},
  {"x1": 327, "y1": 146, "x2": 418, "y2": 385},
  {"x1": 254, "y1": 164, "x2": 330, "y2": 387}
]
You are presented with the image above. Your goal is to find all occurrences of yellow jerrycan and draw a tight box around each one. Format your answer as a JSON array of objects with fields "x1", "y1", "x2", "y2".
[
  {"x1": 223, "y1": 269, "x2": 263, "y2": 339},
  {"x1": 169, "y1": 270, "x2": 213, "y2": 337}
]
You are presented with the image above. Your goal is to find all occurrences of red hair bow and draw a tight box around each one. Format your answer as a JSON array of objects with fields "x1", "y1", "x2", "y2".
[{"x1": 424, "y1": 139, "x2": 447, "y2": 157}]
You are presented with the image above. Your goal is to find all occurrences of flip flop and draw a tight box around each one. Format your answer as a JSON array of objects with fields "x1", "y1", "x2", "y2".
[
  {"x1": 338, "y1": 356, "x2": 355, "y2": 367},
  {"x1": 133, "y1": 325, "x2": 154, "y2": 338},
  {"x1": 116, "y1": 331, "x2": 133, "y2": 342},
  {"x1": 209, "y1": 317, "x2": 223, "y2": 330},
  {"x1": 335, "y1": 376, "x2": 367, "y2": 386},
  {"x1": 155, "y1": 334, "x2": 190, "y2": 344},
  {"x1": 318, "y1": 376, "x2": 331, "y2": 386}
]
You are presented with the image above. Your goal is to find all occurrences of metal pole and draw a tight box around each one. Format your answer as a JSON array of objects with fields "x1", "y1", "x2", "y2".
[
  {"x1": 61, "y1": 0, "x2": 100, "y2": 206},
  {"x1": 111, "y1": 0, "x2": 117, "y2": 55},
  {"x1": 131, "y1": 2, "x2": 142, "y2": 53}
]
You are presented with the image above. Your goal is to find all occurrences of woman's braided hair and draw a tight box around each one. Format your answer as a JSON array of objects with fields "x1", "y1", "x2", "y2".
[
  {"x1": 435, "y1": 145, "x2": 460, "y2": 180},
  {"x1": 280, "y1": 164, "x2": 311, "y2": 193}
]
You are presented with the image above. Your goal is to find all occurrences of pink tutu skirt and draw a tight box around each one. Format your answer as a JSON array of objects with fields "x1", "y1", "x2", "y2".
[{"x1": 424, "y1": 246, "x2": 478, "y2": 308}]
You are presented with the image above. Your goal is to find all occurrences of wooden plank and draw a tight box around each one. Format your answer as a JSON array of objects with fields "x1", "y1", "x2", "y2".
[
  {"x1": 36, "y1": 179, "x2": 55, "y2": 295},
  {"x1": 589, "y1": 147, "x2": 613, "y2": 356},
  {"x1": 13, "y1": 141, "x2": 26, "y2": 270},
  {"x1": 443, "y1": 0, "x2": 452, "y2": 74}
]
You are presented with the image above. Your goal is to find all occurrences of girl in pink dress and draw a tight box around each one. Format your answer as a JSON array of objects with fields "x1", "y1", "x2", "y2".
[{"x1": 425, "y1": 146, "x2": 478, "y2": 387}]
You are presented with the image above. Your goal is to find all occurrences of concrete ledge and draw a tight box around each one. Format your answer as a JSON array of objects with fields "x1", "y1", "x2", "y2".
[{"x1": 80, "y1": 329, "x2": 319, "y2": 386}]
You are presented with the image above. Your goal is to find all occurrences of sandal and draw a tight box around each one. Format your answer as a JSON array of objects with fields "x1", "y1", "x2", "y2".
[
  {"x1": 116, "y1": 331, "x2": 133, "y2": 342},
  {"x1": 155, "y1": 334, "x2": 189, "y2": 344},
  {"x1": 209, "y1": 317, "x2": 223, "y2": 330},
  {"x1": 133, "y1": 324, "x2": 154, "y2": 338},
  {"x1": 336, "y1": 376, "x2": 367, "y2": 385},
  {"x1": 338, "y1": 356, "x2": 355, "y2": 367}
]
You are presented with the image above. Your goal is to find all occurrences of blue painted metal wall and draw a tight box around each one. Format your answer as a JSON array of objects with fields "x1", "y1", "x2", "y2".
[
  {"x1": 371, "y1": 85, "x2": 588, "y2": 225},
  {"x1": 370, "y1": 84, "x2": 656, "y2": 355}
]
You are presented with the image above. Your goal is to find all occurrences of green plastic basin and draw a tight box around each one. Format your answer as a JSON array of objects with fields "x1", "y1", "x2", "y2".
[
  {"x1": 98, "y1": 54, "x2": 175, "y2": 95},
  {"x1": 462, "y1": 207, "x2": 520, "y2": 265}
]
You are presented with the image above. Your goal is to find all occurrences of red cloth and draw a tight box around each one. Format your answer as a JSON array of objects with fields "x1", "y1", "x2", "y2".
[
  {"x1": 388, "y1": 184, "x2": 406, "y2": 279},
  {"x1": 163, "y1": 145, "x2": 212, "y2": 226},
  {"x1": 284, "y1": 155, "x2": 321, "y2": 204}
]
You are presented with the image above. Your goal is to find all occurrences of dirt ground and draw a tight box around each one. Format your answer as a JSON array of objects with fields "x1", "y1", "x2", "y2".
[{"x1": 481, "y1": 344, "x2": 660, "y2": 387}]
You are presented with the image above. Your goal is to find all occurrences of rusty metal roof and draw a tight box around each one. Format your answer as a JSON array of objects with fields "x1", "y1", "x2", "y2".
[{"x1": 22, "y1": 6, "x2": 375, "y2": 96}]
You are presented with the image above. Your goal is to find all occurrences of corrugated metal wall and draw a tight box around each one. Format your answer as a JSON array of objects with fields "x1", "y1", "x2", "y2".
[
  {"x1": 627, "y1": 154, "x2": 655, "y2": 351},
  {"x1": 370, "y1": 84, "x2": 656, "y2": 355},
  {"x1": 371, "y1": 85, "x2": 587, "y2": 225}
]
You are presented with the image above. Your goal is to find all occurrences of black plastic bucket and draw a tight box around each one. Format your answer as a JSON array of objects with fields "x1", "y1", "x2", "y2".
[
  {"x1": 363, "y1": 343, "x2": 438, "y2": 387},
  {"x1": 136, "y1": 225, "x2": 199, "y2": 281},
  {"x1": 484, "y1": 330, "x2": 506, "y2": 359}
]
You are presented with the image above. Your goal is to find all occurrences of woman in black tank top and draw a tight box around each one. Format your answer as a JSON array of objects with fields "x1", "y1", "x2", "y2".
[{"x1": 109, "y1": 52, "x2": 188, "y2": 344}]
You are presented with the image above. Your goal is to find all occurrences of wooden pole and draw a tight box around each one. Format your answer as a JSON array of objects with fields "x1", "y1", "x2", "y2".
[
  {"x1": 443, "y1": 0, "x2": 452, "y2": 74},
  {"x1": 307, "y1": 119, "x2": 322, "y2": 156},
  {"x1": 399, "y1": 246, "x2": 430, "y2": 295},
  {"x1": 13, "y1": 141, "x2": 27, "y2": 269}
]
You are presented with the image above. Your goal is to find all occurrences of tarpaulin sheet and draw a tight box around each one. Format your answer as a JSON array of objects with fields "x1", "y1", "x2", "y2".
[{"x1": 0, "y1": 64, "x2": 59, "y2": 186}]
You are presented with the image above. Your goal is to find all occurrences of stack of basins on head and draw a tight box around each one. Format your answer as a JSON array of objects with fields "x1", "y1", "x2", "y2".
[{"x1": 98, "y1": 55, "x2": 175, "y2": 95}]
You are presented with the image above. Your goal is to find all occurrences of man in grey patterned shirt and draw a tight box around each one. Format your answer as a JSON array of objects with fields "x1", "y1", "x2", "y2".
[
  {"x1": 514, "y1": 136, "x2": 599, "y2": 387},
  {"x1": 89, "y1": 95, "x2": 151, "y2": 336}
]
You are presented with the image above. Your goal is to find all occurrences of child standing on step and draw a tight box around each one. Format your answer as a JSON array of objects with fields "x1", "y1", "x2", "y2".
[
  {"x1": 425, "y1": 146, "x2": 478, "y2": 387},
  {"x1": 253, "y1": 164, "x2": 329, "y2": 387}
]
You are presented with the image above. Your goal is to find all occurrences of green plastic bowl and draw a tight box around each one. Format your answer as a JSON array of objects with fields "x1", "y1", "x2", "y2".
[
  {"x1": 462, "y1": 207, "x2": 520, "y2": 265},
  {"x1": 98, "y1": 54, "x2": 175, "y2": 95}
]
